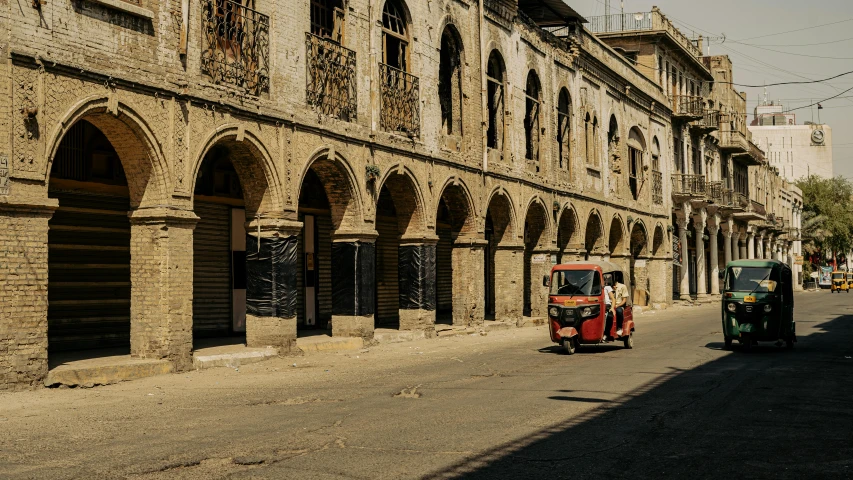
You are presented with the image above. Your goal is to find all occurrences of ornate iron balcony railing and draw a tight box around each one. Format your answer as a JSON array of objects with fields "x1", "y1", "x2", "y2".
[
  {"x1": 706, "y1": 181, "x2": 725, "y2": 203},
  {"x1": 671, "y1": 173, "x2": 706, "y2": 197},
  {"x1": 201, "y1": 0, "x2": 270, "y2": 96},
  {"x1": 652, "y1": 170, "x2": 663, "y2": 205},
  {"x1": 305, "y1": 33, "x2": 357, "y2": 121},
  {"x1": 673, "y1": 95, "x2": 704, "y2": 118},
  {"x1": 379, "y1": 63, "x2": 420, "y2": 137}
]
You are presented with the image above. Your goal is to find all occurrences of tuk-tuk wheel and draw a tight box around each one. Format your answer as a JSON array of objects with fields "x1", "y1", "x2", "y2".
[
  {"x1": 724, "y1": 336, "x2": 732, "y2": 350},
  {"x1": 623, "y1": 332, "x2": 634, "y2": 349},
  {"x1": 563, "y1": 337, "x2": 577, "y2": 355}
]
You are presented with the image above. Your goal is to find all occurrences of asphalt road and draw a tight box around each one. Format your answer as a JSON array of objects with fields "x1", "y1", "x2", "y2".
[{"x1": 2, "y1": 291, "x2": 852, "y2": 479}]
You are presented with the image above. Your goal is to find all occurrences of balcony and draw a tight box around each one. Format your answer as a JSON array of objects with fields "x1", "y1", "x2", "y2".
[
  {"x1": 718, "y1": 129, "x2": 748, "y2": 153},
  {"x1": 305, "y1": 33, "x2": 357, "y2": 122},
  {"x1": 731, "y1": 198, "x2": 765, "y2": 221},
  {"x1": 673, "y1": 95, "x2": 704, "y2": 120},
  {"x1": 586, "y1": 9, "x2": 703, "y2": 59},
  {"x1": 736, "y1": 140, "x2": 766, "y2": 166},
  {"x1": 652, "y1": 170, "x2": 663, "y2": 205},
  {"x1": 671, "y1": 174, "x2": 707, "y2": 201},
  {"x1": 201, "y1": 0, "x2": 270, "y2": 96},
  {"x1": 691, "y1": 110, "x2": 719, "y2": 133},
  {"x1": 706, "y1": 181, "x2": 725, "y2": 204},
  {"x1": 379, "y1": 63, "x2": 420, "y2": 138}
]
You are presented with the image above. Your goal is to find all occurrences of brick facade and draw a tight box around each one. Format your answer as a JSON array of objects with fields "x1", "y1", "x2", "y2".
[{"x1": 0, "y1": 0, "x2": 677, "y2": 389}]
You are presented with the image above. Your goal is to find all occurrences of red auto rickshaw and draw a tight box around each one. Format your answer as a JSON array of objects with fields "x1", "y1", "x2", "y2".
[{"x1": 545, "y1": 261, "x2": 635, "y2": 354}]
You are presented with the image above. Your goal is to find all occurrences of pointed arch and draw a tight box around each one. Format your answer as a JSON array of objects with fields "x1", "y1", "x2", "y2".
[
  {"x1": 584, "y1": 209, "x2": 605, "y2": 254},
  {"x1": 375, "y1": 165, "x2": 427, "y2": 236},
  {"x1": 630, "y1": 220, "x2": 649, "y2": 257},
  {"x1": 556, "y1": 203, "x2": 580, "y2": 260},
  {"x1": 608, "y1": 214, "x2": 627, "y2": 255},
  {"x1": 435, "y1": 176, "x2": 477, "y2": 239},
  {"x1": 484, "y1": 186, "x2": 517, "y2": 245},
  {"x1": 652, "y1": 223, "x2": 666, "y2": 256},
  {"x1": 522, "y1": 195, "x2": 552, "y2": 249}
]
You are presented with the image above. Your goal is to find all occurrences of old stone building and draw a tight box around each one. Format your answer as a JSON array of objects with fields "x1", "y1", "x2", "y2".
[
  {"x1": 0, "y1": 0, "x2": 676, "y2": 389},
  {"x1": 589, "y1": 7, "x2": 802, "y2": 301}
]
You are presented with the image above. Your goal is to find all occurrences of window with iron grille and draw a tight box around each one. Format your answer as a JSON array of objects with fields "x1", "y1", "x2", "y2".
[
  {"x1": 379, "y1": 0, "x2": 419, "y2": 136},
  {"x1": 524, "y1": 70, "x2": 541, "y2": 169},
  {"x1": 201, "y1": 0, "x2": 269, "y2": 96},
  {"x1": 306, "y1": 0, "x2": 356, "y2": 121}
]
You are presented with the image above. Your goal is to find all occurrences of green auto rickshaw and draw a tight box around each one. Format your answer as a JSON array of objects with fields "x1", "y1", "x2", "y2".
[{"x1": 722, "y1": 259, "x2": 795, "y2": 351}]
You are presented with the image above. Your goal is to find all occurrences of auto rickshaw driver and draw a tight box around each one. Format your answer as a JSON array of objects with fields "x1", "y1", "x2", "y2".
[{"x1": 603, "y1": 274, "x2": 614, "y2": 341}]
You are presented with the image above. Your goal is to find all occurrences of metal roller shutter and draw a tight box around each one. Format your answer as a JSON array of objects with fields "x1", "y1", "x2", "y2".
[
  {"x1": 436, "y1": 226, "x2": 453, "y2": 315},
  {"x1": 375, "y1": 217, "x2": 399, "y2": 326},
  {"x1": 296, "y1": 216, "x2": 305, "y2": 326},
  {"x1": 48, "y1": 191, "x2": 131, "y2": 352},
  {"x1": 193, "y1": 202, "x2": 232, "y2": 336},
  {"x1": 316, "y1": 215, "x2": 333, "y2": 327}
]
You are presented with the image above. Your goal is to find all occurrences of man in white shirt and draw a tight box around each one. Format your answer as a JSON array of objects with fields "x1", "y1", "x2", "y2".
[
  {"x1": 603, "y1": 274, "x2": 614, "y2": 340},
  {"x1": 613, "y1": 278, "x2": 629, "y2": 336}
]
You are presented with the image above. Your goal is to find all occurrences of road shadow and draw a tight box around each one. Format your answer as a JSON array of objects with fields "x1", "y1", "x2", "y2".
[{"x1": 424, "y1": 313, "x2": 853, "y2": 479}]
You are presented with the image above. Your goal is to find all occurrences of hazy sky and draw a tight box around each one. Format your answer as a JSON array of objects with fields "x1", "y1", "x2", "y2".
[{"x1": 570, "y1": 0, "x2": 853, "y2": 179}]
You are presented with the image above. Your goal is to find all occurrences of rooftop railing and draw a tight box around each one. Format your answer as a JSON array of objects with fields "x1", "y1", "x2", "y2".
[{"x1": 586, "y1": 9, "x2": 702, "y2": 58}]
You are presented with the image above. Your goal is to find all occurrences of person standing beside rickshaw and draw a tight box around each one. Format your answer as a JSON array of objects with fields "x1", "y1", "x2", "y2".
[
  {"x1": 613, "y1": 278, "x2": 629, "y2": 337},
  {"x1": 603, "y1": 274, "x2": 615, "y2": 340}
]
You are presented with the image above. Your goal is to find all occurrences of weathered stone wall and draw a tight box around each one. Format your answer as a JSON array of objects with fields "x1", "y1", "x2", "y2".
[{"x1": 0, "y1": 0, "x2": 677, "y2": 389}]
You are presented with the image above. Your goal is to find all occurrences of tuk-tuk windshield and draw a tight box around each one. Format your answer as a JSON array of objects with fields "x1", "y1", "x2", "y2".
[
  {"x1": 832, "y1": 273, "x2": 845, "y2": 280},
  {"x1": 550, "y1": 270, "x2": 602, "y2": 296},
  {"x1": 725, "y1": 266, "x2": 778, "y2": 293}
]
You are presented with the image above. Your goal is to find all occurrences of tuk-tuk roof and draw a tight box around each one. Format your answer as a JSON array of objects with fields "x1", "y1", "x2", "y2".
[
  {"x1": 553, "y1": 260, "x2": 625, "y2": 274},
  {"x1": 727, "y1": 259, "x2": 788, "y2": 269}
]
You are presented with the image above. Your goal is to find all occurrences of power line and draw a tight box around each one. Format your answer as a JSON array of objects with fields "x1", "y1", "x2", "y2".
[
  {"x1": 731, "y1": 18, "x2": 853, "y2": 42},
  {"x1": 782, "y1": 86, "x2": 853, "y2": 113},
  {"x1": 727, "y1": 43, "x2": 853, "y2": 60},
  {"x1": 735, "y1": 37, "x2": 853, "y2": 48},
  {"x1": 719, "y1": 70, "x2": 853, "y2": 87}
]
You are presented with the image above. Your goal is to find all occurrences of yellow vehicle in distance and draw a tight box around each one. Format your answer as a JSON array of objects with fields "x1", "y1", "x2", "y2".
[
  {"x1": 848, "y1": 273, "x2": 853, "y2": 290},
  {"x1": 830, "y1": 271, "x2": 848, "y2": 293}
]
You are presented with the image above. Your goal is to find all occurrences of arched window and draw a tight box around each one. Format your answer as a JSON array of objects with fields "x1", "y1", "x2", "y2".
[
  {"x1": 583, "y1": 112, "x2": 591, "y2": 165},
  {"x1": 556, "y1": 88, "x2": 571, "y2": 171},
  {"x1": 439, "y1": 26, "x2": 462, "y2": 136},
  {"x1": 524, "y1": 70, "x2": 541, "y2": 167},
  {"x1": 651, "y1": 136, "x2": 661, "y2": 172},
  {"x1": 486, "y1": 50, "x2": 505, "y2": 150},
  {"x1": 628, "y1": 127, "x2": 646, "y2": 200},
  {"x1": 607, "y1": 115, "x2": 619, "y2": 171},
  {"x1": 382, "y1": 0, "x2": 409, "y2": 70},
  {"x1": 651, "y1": 136, "x2": 663, "y2": 204}
]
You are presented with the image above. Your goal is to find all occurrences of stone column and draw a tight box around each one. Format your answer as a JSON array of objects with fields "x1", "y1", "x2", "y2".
[
  {"x1": 708, "y1": 223, "x2": 720, "y2": 295},
  {"x1": 682, "y1": 126, "x2": 690, "y2": 174},
  {"x1": 129, "y1": 208, "x2": 199, "y2": 371},
  {"x1": 528, "y1": 247, "x2": 556, "y2": 320},
  {"x1": 494, "y1": 244, "x2": 524, "y2": 325},
  {"x1": 747, "y1": 232, "x2": 755, "y2": 259},
  {"x1": 693, "y1": 211, "x2": 708, "y2": 297},
  {"x1": 330, "y1": 232, "x2": 378, "y2": 339},
  {"x1": 244, "y1": 219, "x2": 303, "y2": 353},
  {"x1": 722, "y1": 223, "x2": 733, "y2": 267},
  {"x1": 756, "y1": 233, "x2": 764, "y2": 260},
  {"x1": 739, "y1": 233, "x2": 748, "y2": 260},
  {"x1": 677, "y1": 216, "x2": 691, "y2": 300},
  {"x1": 398, "y1": 236, "x2": 438, "y2": 336},
  {"x1": 732, "y1": 231, "x2": 740, "y2": 262},
  {"x1": 452, "y1": 238, "x2": 487, "y2": 327},
  {"x1": 765, "y1": 235, "x2": 773, "y2": 260},
  {"x1": 0, "y1": 198, "x2": 58, "y2": 389}
]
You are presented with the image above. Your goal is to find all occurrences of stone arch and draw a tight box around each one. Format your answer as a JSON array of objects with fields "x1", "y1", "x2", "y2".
[
  {"x1": 556, "y1": 203, "x2": 580, "y2": 262},
  {"x1": 484, "y1": 186, "x2": 517, "y2": 245},
  {"x1": 44, "y1": 95, "x2": 169, "y2": 209},
  {"x1": 298, "y1": 148, "x2": 364, "y2": 232},
  {"x1": 191, "y1": 126, "x2": 284, "y2": 218},
  {"x1": 652, "y1": 223, "x2": 666, "y2": 256},
  {"x1": 630, "y1": 220, "x2": 649, "y2": 257},
  {"x1": 522, "y1": 195, "x2": 552, "y2": 250},
  {"x1": 584, "y1": 209, "x2": 605, "y2": 255},
  {"x1": 608, "y1": 215, "x2": 627, "y2": 255},
  {"x1": 435, "y1": 176, "x2": 477, "y2": 239},
  {"x1": 375, "y1": 166, "x2": 427, "y2": 236}
]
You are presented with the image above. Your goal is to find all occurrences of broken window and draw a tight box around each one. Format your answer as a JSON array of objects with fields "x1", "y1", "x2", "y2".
[
  {"x1": 556, "y1": 88, "x2": 571, "y2": 172},
  {"x1": 486, "y1": 50, "x2": 505, "y2": 150},
  {"x1": 379, "y1": 0, "x2": 419, "y2": 136},
  {"x1": 306, "y1": 0, "x2": 356, "y2": 121},
  {"x1": 439, "y1": 26, "x2": 463, "y2": 136},
  {"x1": 524, "y1": 70, "x2": 541, "y2": 168},
  {"x1": 201, "y1": 0, "x2": 270, "y2": 95}
]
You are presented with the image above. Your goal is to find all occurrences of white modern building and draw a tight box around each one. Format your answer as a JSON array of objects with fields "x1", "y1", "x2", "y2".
[{"x1": 749, "y1": 101, "x2": 834, "y2": 181}]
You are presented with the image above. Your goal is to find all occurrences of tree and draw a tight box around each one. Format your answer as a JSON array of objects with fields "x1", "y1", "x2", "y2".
[{"x1": 796, "y1": 175, "x2": 853, "y2": 266}]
